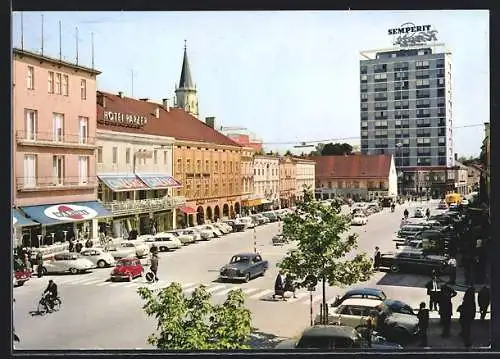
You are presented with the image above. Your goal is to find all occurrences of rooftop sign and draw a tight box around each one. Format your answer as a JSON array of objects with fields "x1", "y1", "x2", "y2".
[
  {"x1": 388, "y1": 22, "x2": 438, "y2": 47},
  {"x1": 99, "y1": 111, "x2": 148, "y2": 128}
]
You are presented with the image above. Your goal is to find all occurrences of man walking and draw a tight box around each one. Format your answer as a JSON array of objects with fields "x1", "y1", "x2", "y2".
[
  {"x1": 439, "y1": 283, "x2": 457, "y2": 337},
  {"x1": 448, "y1": 257, "x2": 457, "y2": 285},
  {"x1": 373, "y1": 247, "x2": 381, "y2": 271},
  {"x1": 425, "y1": 272, "x2": 441, "y2": 311},
  {"x1": 478, "y1": 285, "x2": 490, "y2": 320},
  {"x1": 150, "y1": 250, "x2": 159, "y2": 282},
  {"x1": 458, "y1": 287, "x2": 476, "y2": 348},
  {"x1": 36, "y1": 251, "x2": 44, "y2": 278},
  {"x1": 417, "y1": 302, "x2": 429, "y2": 347},
  {"x1": 273, "y1": 270, "x2": 286, "y2": 301}
]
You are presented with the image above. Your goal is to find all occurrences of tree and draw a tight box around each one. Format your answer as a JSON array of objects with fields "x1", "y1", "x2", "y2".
[
  {"x1": 284, "y1": 149, "x2": 293, "y2": 156},
  {"x1": 320, "y1": 142, "x2": 353, "y2": 156},
  {"x1": 255, "y1": 148, "x2": 265, "y2": 155},
  {"x1": 278, "y1": 187, "x2": 373, "y2": 325},
  {"x1": 137, "y1": 283, "x2": 252, "y2": 350},
  {"x1": 309, "y1": 143, "x2": 325, "y2": 156}
]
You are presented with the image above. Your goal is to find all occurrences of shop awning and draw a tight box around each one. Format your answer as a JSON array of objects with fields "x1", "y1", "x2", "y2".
[
  {"x1": 179, "y1": 205, "x2": 197, "y2": 215},
  {"x1": 97, "y1": 173, "x2": 149, "y2": 192},
  {"x1": 12, "y1": 208, "x2": 38, "y2": 227},
  {"x1": 136, "y1": 173, "x2": 182, "y2": 189},
  {"x1": 21, "y1": 201, "x2": 112, "y2": 226},
  {"x1": 242, "y1": 198, "x2": 266, "y2": 207}
]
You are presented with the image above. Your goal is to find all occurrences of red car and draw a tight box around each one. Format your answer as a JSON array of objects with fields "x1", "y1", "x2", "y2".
[
  {"x1": 110, "y1": 258, "x2": 144, "y2": 281},
  {"x1": 13, "y1": 259, "x2": 31, "y2": 287}
]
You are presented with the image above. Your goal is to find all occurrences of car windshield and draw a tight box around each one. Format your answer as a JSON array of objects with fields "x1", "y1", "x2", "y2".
[
  {"x1": 117, "y1": 259, "x2": 133, "y2": 266},
  {"x1": 230, "y1": 256, "x2": 251, "y2": 263},
  {"x1": 121, "y1": 243, "x2": 134, "y2": 247}
]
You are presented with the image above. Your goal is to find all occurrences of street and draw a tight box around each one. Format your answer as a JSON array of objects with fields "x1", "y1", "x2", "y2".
[{"x1": 13, "y1": 200, "x2": 481, "y2": 349}]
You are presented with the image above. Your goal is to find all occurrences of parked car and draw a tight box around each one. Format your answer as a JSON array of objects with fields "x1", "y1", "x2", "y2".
[
  {"x1": 106, "y1": 240, "x2": 150, "y2": 259},
  {"x1": 251, "y1": 214, "x2": 269, "y2": 226},
  {"x1": 168, "y1": 230, "x2": 196, "y2": 245},
  {"x1": 461, "y1": 199, "x2": 469, "y2": 206},
  {"x1": 238, "y1": 217, "x2": 256, "y2": 229},
  {"x1": 110, "y1": 257, "x2": 144, "y2": 281},
  {"x1": 275, "y1": 325, "x2": 403, "y2": 350},
  {"x1": 394, "y1": 224, "x2": 431, "y2": 245},
  {"x1": 382, "y1": 299, "x2": 415, "y2": 316},
  {"x1": 261, "y1": 211, "x2": 279, "y2": 222},
  {"x1": 316, "y1": 298, "x2": 381, "y2": 328},
  {"x1": 413, "y1": 207, "x2": 425, "y2": 218},
  {"x1": 332, "y1": 287, "x2": 387, "y2": 307},
  {"x1": 376, "y1": 301, "x2": 420, "y2": 344},
  {"x1": 144, "y1": 233, "x2": 182, "y2": 251},
  {"x1": 42, "y1": 252, "x2": 95, "y2": 275},
  {"x1": 181, "y1": 228, "x2": 203, "y2": 241},
  {"x1": 351, "y1": 214, "x2": 368, "y2": 226},
  {"x1": 13, "y1": 258, "x2": 31, "y2": 287},
  {"x1": 379, "y1": 250, "x2": 449, "y2": 275},
  {"x1": 437, "y1": 201, "x2": 448, "y2": 210},
  {"x1": 80, "y1": 248, "x2": 116, "y2": 268},
  {"x1": 198, "y1": 224, "x2": 224, "y2": 238},
  {"x1": 187, "y1": 226, "x2": 214, "y2": 240},
  {"x1": 219, "y1": 253, "x2": 269, "y2": 282},
  {"x1": 223, "y1": 219, "x2": 246, "y2": 232},
  {"x1": 276, "y1": 209, "x2": 291, "y2": 220},
  {"x1": 213, "y1": 222, "x2": 233, "y2": 234}
]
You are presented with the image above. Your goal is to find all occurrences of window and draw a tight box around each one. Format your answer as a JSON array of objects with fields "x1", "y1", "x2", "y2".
[
  {"x1": 125, "y1": 148, "x2": 131, "y2": 164},
  {"x1": 53, "y1": 113, "x2": 64, "y2": 142},
  {"x1": 55, "y1": 73, "x2": 62, "y2": 94},
  {"x1": 78, "y1": 116, "x2": 88, "y2": 144},
  {"x1": 197, "y1": 160, "x2": 201, "y2": 172},
  {"x1": 163, "y1": 151, "x2": 168, "y2": 165},
  {"x1": 205, "y1": 160, "x2": 209, "y2": 172},
  {"x1": 112, "y1": 147, "x2": 118, "y2": 164},
  {"x1": 23, "y1": 154, "x2": 37, "y2": 188},
  {"x1": 48, "y1": 71, "x2": 54, "y2": 93},
  {"x1": 62, "y1": 74, "x2": 69, "y2": 96},
  {"x1": 215, "y1": 161, "x2": 219, "y2": 172},
  {"x1": 52, "y1": 155, "x2": 64, "y2": 185},
  {"x1": 360, "y1": 74, "x2": 368, "y2": 82},
  {"x1": 360, "y1": 65, "x2": 367, "y2": 74},
  {"x1": 97, "y1": 147, "x2": 103, "y2": 163},
  {"x1": 81, "y1": 79, "x2": 87, "y2": 100},
  {"x1": 153, "y1": 150, "x2": 158, "y2": 164},
  {"x1": 360, "y1": 93, "x2": 368, "y2": 102},
  {"x1": 374, "y1": 73, "x2": 387, "y2": 81},
  {"x1": 176, "y1": 159, "x2": 182, "y2": 173},
  {"x1": 416, "y1": 60, "x2": 430, "y2": 69},
  {"x1": 360, "y1": 83, "x2": 368, "y2": 93},
  {"x1": 25, "y1": 109, "x2": 37, "y2": 140},
  {"x1": 27, "y1": 66, "x2": 34, "y2": 90},
  {"x1": 78, "y1": 156, "x2": 89, "y2": 184}
]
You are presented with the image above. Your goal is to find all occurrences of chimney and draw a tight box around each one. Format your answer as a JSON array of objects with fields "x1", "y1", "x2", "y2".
[
  {"x1": 205, "y1": 116, "x2": 216, "y2": 129},
  {"x1": 454, "y1": 153, "x2": 458, "y2": 161},
  {"x1": 118, "y1": 91, "x2": 123, "y2": 98},
  {"x1": 155, "y1": 107, "x2": 160, "y2": 119},
  {"x1": 162, "y1": 98, "x2": 170, "y2": 112},
  {"x1": 139, "y1": 98, "x2": 149, "y2": 102}
]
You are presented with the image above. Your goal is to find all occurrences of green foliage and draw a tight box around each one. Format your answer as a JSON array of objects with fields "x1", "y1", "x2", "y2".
[
  {"x1": 278, "y1": 187, "x2": 373, "y2": 290},
  {"x1": 137, "y1": 283, "x2": 252, "y2": 350}
]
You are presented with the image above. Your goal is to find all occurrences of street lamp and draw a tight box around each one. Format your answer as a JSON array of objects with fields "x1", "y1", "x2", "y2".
[{"x1": 395, "y1": 142, "x2": 403, "y2": 196}]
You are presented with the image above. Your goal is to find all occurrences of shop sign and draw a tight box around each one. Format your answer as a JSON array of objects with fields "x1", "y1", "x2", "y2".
[
  {"x1": 105, "y1": 177, "x2": 149, "y2": 190},
  {"x1": 99, "y1": 111, "x2": 148, "y2": 128},
  {"x1": 388, "y1": 22, "x2": 438, "y2": 47},
  {"x1": 44, "y1": 204, "x2": 98, "y2": 221}
]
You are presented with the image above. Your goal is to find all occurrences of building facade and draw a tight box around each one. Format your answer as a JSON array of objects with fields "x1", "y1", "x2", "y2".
[
  {"x1": 218, "y1": 126, "x2": 264, "y2": 152},
  {"x1": 240, "y1": 146, "x2": 255, "y2": 205},
  {"x1": 359, "y1": 46, "x2": 454, "y2": 169},
  {"x1": 465, "y1": 163, "x2": 481, "y2": 194},
  {"x1": 480, "y1": 122, "x2": 490, "y2": 203},
  {"x1": 12, "y1": 48, "x2": 110, "y2": 248},
  {"x1": 313, "y1": 154, "x2": 398, "y2": 201},
  {"x1": 279, "y1": 156, "x2": 296, "y2": 208},
  {"x1": 246, "y1": 155, "x2": 280, "y2": 211},
  {"x1": 295, "y1": 158, "x2": 316, "y2": 201}
]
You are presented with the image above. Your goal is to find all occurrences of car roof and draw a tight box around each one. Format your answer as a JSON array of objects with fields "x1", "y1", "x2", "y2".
[
  {"x1": 233, "y1": 252, "x2": 259, "y2": 257},
  {"x1": 301, "y1": 325, "x2": 358, "y2": 339},
  {"x1": 383, "y1": 299, "x2": 409, "y2": 307},
  {"x1": 340, "y1": 298, "x2": 383, "y2": 307},
  {"x1": 344, "y1": 287, "x2": 385, "y2": 297}
]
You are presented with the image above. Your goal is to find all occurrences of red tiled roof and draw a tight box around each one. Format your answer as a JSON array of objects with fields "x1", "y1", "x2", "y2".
[
  {"x1": 311, "y1": 154, "x2": 392, "y2": 179},
  {"x1": 96, "y1": 91, "x2": 240, "y2": 147}
]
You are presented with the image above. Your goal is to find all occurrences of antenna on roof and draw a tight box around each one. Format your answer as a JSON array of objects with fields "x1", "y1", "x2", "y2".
[
  {"x1": 20, "y1": 12, "x2": 24, "y2": 51},
  {"x1": 58, "y1": 20, "x2": 62, "y2": 61},
  {"x1": 91, "y1": 32, "x2": 95, "y2": 69},
  {"x1": 75, "y1": 26, "x2": 79, "y2": 65},
  {"x1": 41, "y1": 14, "x2": 44, "y2": 55},
  {"x1": 131, "y1": 69, "x2": 135, "y2": 97}
]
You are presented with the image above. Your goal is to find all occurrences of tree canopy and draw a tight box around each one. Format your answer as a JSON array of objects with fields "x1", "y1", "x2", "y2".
[
  {"x1": 137, "y1": 283, "x2": 252, "y2": 350},
  {"x1": 308, "y1": 142, "x2": 353, "y2": 156},
  {"x1": 278, "y1": 188, "x2": 373, "y2": 323}
]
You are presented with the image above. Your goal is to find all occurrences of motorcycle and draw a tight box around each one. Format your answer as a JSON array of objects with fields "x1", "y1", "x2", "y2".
[{"x1": 37, "y1": 292, "x2": 62, "y2": 314}]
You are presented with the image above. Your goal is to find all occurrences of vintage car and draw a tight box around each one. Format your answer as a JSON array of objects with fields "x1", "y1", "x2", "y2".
[
  {"x1": 379, "y1": 250, "x2": 449, "y2": 275},
  {"x1": 351, "y1": 214, "x2": 368, "y2": 226},
  {"x1": 223, "y1": 219, "x2": 246, "y2": 232},
  {"x1": 316, "y1": 298, "x2": 381, "y2": 329},
  {"x1": 413, "y1": 207, "x2": 425, "y2": 218},
  {"x1": 213, "y1": 222, "x2": 233, "y2": 234},
  {"x1": 275, "y1": 325, "x2": 403, "y2": 350},
  {"x1": 332, "y1": 287, "x2": 387, "y2": 307},
  {"x1": 394, "y1": 224, "x2": 431, "y2": 245},
  {"x1": 219, "y1": 253, "x2": 269, "y2": 282},
  {"x1": 106, "y1": 240, "x2": 150, "y2": 259},
  {"x1": 198, "y1": 224, "x2": 224, "y2": 238},
  {"x1": 180, "y1": 228, "x2": 203, "y2": 241},
  {"x1": 437, "y1": 201, "x2": 448, "y2": 210},
  {"x1": 144, "y1": 233, "x2": 182, "y2": 251},
  {"x1": 187, "y1": 226, "x2": 214, "y2": 240},
  {"x1": 80, "y1": 248, "x2": 116, "y2": 268},
  {"x1": 261, "y1": 211, "x2": 279, "y2": 222},
  {"x1": 168, "y1": 230, "x2": 196, "y2": 245},
  {"x1": 110, "y1": 258, "x2": 144, "y2": 281},
  {"x1": 237, "y1": 217, "x2": 256, "y2": 229},
  {"x1": 13, "y1": 258, "x2": 31, "y2": 287},
  {"x1": 251, "y1": 214, "x2": 269, "y2": 226},
  {"x1": 42, "y1": 252, "x2": 95, "y2": 275},
  {"x1": 382, "y1": 299, "x2": 415, "y2": 316}
]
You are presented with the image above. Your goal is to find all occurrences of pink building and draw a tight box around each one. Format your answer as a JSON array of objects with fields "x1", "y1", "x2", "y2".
[{"x1": 12, "y1": 48, "x2": 110, "y2": 248}]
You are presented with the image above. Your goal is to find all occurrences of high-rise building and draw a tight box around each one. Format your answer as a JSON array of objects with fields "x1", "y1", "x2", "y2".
[{"x1": 359, "y1": 45, "x2": 453, "y2": 169}]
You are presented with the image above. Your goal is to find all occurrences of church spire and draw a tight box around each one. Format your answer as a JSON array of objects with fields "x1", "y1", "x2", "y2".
[{"x1": 179, "y1": 40, "x2": 194, "y2": 89}]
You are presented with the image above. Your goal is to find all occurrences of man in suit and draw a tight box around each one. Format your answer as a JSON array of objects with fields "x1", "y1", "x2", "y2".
[
  {"x1": 417, "y1": 302, "x2": 430, "y2": 347},
  {"x1": 439, "y1": 283, "x2": 457, "y2": 337},
  {"x1": 373, "y1": 247, "x2": 381, "y2": 270},
  {"x1": 425, "y1": 272, "x2": 441, "y2": 311},
  {"x1": 273, "y1": 270, "x2": 286, "y2": 301}
]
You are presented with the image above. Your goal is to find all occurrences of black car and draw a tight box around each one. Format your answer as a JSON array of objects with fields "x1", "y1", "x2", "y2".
[
  {"x1": 261, "y1": 211, "x2": 279, "y2": 222},
  {"x1": 379, "y1": 250, "x2": 449, "y2": 275},
  {"x1": 382, "y1": 299, "x2": 415, "y2": 316},
  {"x1": 332, "y1": 287, "x2": 387, "y2": 307},
  {"x1": 223, "y1": 219, "x2": 246, "y2": 232},
  {"x1": 275, "y1": 325, "x2": 403, "y2": 350},
  {"x1": 394, "y1": 225, "x2": 430, "y2": 245},
  {"x1": 219, "y1": 253, "x2": 269, "y2": 282}
]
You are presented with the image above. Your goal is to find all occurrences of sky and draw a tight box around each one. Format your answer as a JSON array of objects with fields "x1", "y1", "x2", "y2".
[{"x1": 12, "y1": 10, "x2": 489, "y2": 157}]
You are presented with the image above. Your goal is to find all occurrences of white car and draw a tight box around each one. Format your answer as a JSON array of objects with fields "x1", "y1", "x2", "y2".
[
  {"x1": 461, "y1": 199, "x2": 469, "y2": 206},
  {"x1": 317, "y1": 298, "x2": 382, "y2": 327},
  {"x1": 42, "y1": 252, "x2": 95, "y2": 275},
  {"x1": 184, "y1": 227, "x2": 212, "y2": 241},
  {"x1": 168, "y1": 230, "x2": 196, "y2": 245},
  {"x1": 181, "y1": 228, "x2": 202, "y2": 241},
  {"x1": 351, "y1": 214, "x2": 368, "y2": 226},
  {"x1": 238, "y1": 217, "x2": 256, "y2": 229},
  {"x1": 414, "y1": 208, "x2": 425, "y2": 218},
  {"x1": 144, "y1": 233, "x2": 182, "y2": 251},
  {"x1": 80, "y1": 248, "x2": 116, "y2": 268},
  {"x1": 213, "y1": 222, "x2": 232, "y2": 234},
  {"x1": 198, "y1": 225, "x2": 224, "y2": 238},
  {"x1": 107, "y1": 241, "x2": 150, "y2": 259}
]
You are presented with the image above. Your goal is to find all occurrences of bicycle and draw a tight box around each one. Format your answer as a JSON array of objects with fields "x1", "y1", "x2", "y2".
[{"x1": 37, "y1": 292, "x2": 62, "y2": 314}]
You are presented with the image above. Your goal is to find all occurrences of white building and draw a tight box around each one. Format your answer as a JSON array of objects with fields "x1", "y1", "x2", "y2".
[
  {"x1": 295, "y1": 158, "x2": 316, "y2": 201},
  {"x1": 246, "y1": 155, "x2": 280, "y2": 210}
]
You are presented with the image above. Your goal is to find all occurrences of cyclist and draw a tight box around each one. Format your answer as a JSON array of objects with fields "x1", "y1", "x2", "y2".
[{"x1": 43, "y1": 280, "x2": 58, "y2": 311}]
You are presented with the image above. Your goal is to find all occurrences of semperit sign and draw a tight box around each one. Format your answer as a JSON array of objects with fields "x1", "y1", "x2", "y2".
[
  {"x1": 44, "y1": 204, "x2": 98, "y2": 222},
  {"x1": 388, "y1": 22, "x2": 438, "y2": 47}
]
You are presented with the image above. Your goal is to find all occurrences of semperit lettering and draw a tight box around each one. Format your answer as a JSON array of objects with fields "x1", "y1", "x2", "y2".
[
  {"x1": 52, "y1": 209, "x2": 90, "y2": 218},
  {"x1": 100, "y1": 111, "x2": 147, "y2": 128},
  {"x1": 388, "y1": 24, "x2": 432, "y2": 35}
]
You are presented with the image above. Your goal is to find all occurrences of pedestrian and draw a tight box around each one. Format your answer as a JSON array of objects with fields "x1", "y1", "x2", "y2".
[
  {"x1": 75, "y1": 241, "x2": 83, "y2": 253},
  {"x1": 151, "y1": 224, "x2": 157, "y2": 236},
  {"x1": 284, "y1": 272, "x2": 297, "y2": 299},
  {"x1": 448, "y1": 257, "x2": 457, "y2": 285},
  {"x1": 85, "y1": 238, "x2": 93, "y2": 248},
  {"x1": 425, "y1": 272, "x2": 441, "y2": 311},
  {"x1": 439, "y1": 283, "x2": 457, "y2": 337},
  {"x1": 426, "y1": 208, "x2": 431, "y2": 219},
  {"x1": 68, "y1": 238, "x2": 75, "y2": 252},
  {"x1": 417, "y1": 302, "x2": 429, "y2": 347},
  {"x1": 462, "y1": 255, "x2": 472, "y2": 286},
  {"x1": 36, "y1": 251, "x2": 44, "y2": 278},
  {"x1": 373, "y1": 247, "x2": 381, "y2": 270},
  {"x1": 272, "y1": 270, "x2": 286, "y2": 301},
  {"x1": 149, "y1": 250, "x2": 159, "y2": 282},
  {"x1": 458, "y1": 287, "x2": 476, "y2": 348},
  {"x1": 478, "y1": 285, "x2": 490, "y2": 320}
]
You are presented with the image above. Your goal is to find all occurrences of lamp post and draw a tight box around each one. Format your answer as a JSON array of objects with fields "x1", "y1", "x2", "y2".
[
  {"x1": 50, "y1": 232, "x2": 55, "y2": 246},
  {"x1": 395, "y1": 142, "x2": 403, "y2": 196},
  {"x1": 37, "y1": 234, "x2": 42, "y2": 248}
]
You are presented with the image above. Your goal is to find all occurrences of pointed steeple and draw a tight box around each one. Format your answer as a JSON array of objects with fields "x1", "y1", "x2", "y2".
[{"x1": 179, "y1": 40, "x2": 194, "y2": 89}]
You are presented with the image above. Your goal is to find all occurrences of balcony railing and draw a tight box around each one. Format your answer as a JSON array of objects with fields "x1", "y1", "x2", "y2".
[
  {"x1": 101, "y1": 196, "x2": 186, "y2": 216},
  {"x1": 17, "y1": 176, "x2": 98, "y2": 192},
  {"x1": 16, "y1": 131, "x2": 96, "y2": 149}
]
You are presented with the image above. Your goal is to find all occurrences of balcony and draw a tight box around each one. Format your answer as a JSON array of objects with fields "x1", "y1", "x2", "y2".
[
  {"x1": 101, "y1": 196, "x2": 186, "y2": 216},
  {"x1": 16, "y1": 131, "x2": 96, "y2": 150},
  {"x1": 17, "y1": 176, "x2": 98, "y2": 192}
]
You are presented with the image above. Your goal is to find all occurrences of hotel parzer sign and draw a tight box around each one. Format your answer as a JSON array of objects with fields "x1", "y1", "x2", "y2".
[
  {"x1": 99, "y1": 111, "x2": 148, "y2": 128},
  {"x1": 388, "y1": 22, "x2": 438, "y2": 47}
]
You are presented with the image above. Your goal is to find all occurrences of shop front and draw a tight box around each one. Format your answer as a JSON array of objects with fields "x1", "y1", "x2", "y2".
[
  {"x1": 177, "y1": 205, "x2": 197, "y2": 228},
  {"x1": 12, "y1": 208, "x2": 39, "y2": 248},
  {"x1": 19, "y1": 201, "x2": 112, "y2": 247},
  {"x1": 241, "y1": 196, "x2": 267, "y2": 215}
]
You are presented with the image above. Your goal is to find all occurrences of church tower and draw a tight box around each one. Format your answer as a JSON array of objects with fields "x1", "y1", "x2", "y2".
[{"x1": 175, "y1": 41, "x2": 199, "y2": 118}]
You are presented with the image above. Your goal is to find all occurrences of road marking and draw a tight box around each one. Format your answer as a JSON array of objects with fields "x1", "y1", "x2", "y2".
[
  {"x1": 57, "y1": 277, "x2": 83, "y2": 284},
  {"x1": 249, "y1": 289, "x2": 273, "y2": 299},
  {"x1": 96, "y1": 281, "x2": 112, "y2": 287},
  {"x1": 124, "y1": 282, "x2": 140, "y2": 288},
  {"x1": 206, "y1": 285, "x2": 226, "y2": 293},
  {"x1": 81, "y1": 279, "x2": 107, "y2": 285},
  {"x1": 243, "y1": 287, "x2": 259, "y2": 295},
  {"x1": 303, "y1": 294, "x2": 323, "y2": 305},
  {"x1": 210, "y1": 287, "x2": 236, "y2": 296},
  {"x1": 67, "y1": 276, "x2": 96, "y2": 284},
  {"x1": 285, "y1": 291, "x2": 309, "y2": 303}
]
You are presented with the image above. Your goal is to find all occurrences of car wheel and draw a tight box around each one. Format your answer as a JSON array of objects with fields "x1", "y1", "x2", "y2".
[
  {"x1": 97, "y1": 260, "x2": 106, "y2": 268},
  {"x1": 160, "y1": 246, "x2": 168, "y2": 252},
  {"x1": 390, "y1": 264, "x2": 400, "y2": 273},
  {"x1": 17, "y1": 281, "x2": 25, "y2": 287},
  {"x1": 244, "y1": 273, "x2": 250, "y2": 283},
  {"x1": 260, "y1": 270, "x2": 266, "y2": 277},
  {"x1": 42, "y1": 267, "x2": 48, "y2": 275},
  {"x1": 69, "y1": 267, "x2": 78, "y2": 275}
]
